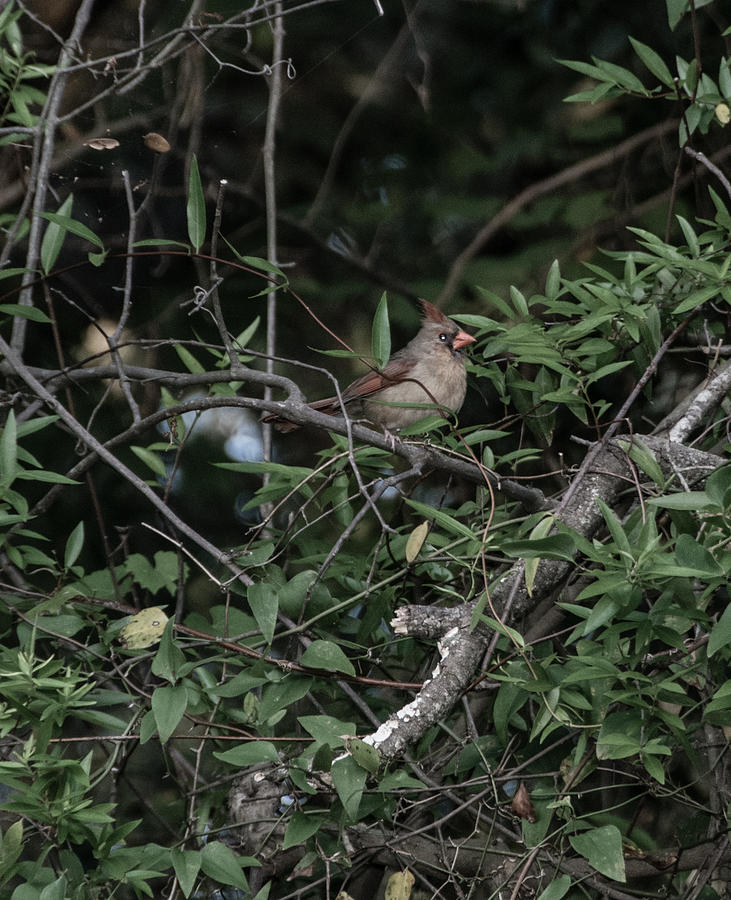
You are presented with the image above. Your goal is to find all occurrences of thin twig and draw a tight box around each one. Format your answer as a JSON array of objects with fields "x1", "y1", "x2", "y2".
[
  {"x1": 0, "y1": 332, "x2": 255, "y2": 588},
  {"x1": 262, "y1": 2, "x2": 286, "y2": 467},
  {"x1": 115, "y1": 170, "x2": 143, "y2": 423},
  {"x1": 10, "y1": 0, "x2": 97, "y2": 352},
  {"x1": 684, "y1": 147, "x2": 731, "y2": 201},
  {"x1": 557, "y1": 309, "x2": 696, "y2": 515},
  {"x1": 437, "y1": 119, "x2": 678, "y2": 305}
]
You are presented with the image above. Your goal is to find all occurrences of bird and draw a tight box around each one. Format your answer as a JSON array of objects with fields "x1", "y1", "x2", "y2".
[{"x1": 264, "y1": 298, "x2": 476, "y2": 433}]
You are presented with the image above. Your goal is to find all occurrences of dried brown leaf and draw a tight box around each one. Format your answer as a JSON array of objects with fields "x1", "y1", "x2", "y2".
[
  {"x1": 143, "y1": 132, "x2": 172, "y2": 153},
  {"x1": 511, "y1": 781, "x2": 537, "y2": 823},
  {"x1": 84, "y1": 137, "x2": 120, "y2": 150}
]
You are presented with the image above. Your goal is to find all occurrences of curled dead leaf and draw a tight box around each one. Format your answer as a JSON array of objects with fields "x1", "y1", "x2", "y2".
[
  {"x1": 511, "y1": 781, "x2": 537, "y2": 823},
  {"x1": 405, "y1": 520, "x2": 429, "y2": 564},
  {"x1": 120, "y1": 606, "x2": 169, "y2": 649},
  {"x1": 385, "y1": 869, "x2": 414, "y2": 899},
  {"x1": 84, "y1": 137, "x2": 120, "y2": 150},
  {"x1": 143, "y1": 132, "x2": 171, "y2": 153}
]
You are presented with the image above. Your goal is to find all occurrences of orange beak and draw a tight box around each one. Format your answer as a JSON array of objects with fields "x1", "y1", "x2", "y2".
[{"x1": 453, "y1": 329, "x2": 476, "y2": 351}]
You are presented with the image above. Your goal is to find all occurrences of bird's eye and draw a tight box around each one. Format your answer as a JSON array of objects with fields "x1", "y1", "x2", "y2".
[{"x1": 439, "y1": 333, "x2": 448, "y2": 342}]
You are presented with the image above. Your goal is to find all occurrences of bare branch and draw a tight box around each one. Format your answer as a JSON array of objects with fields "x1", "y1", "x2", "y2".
[{"x1": 437, "y1": 119, "x2": 678, "y2": 305}]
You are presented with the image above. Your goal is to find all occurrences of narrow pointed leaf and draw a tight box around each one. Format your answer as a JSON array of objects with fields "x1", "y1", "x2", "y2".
[
  {"x1": 187, "y1": 155, "x2": 206, "y2": 252},
  {"x1": 371, "y1": 292, "x2": 391, "y2": 370},
  {"x1": 40, "y1": 194, "x2": 73, "y2": 274}
]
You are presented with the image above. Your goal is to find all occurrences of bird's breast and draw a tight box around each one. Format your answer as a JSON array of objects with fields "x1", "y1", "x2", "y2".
[{"x1": 363, "y1": 354, "x2": 467, "y2": 430}]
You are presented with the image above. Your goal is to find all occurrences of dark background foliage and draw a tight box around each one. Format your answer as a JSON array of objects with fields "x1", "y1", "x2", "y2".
[
  {"x1": 1, "y1": 0, "x2": 731, "y2": 897},
  {"x1": 11, "y1": 0, "x2": 726, "y2": 551}
]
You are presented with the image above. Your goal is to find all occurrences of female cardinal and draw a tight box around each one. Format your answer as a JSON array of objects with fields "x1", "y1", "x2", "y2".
[{"x1": 265, "y1": 299, "x2": 475, "y2": 433}]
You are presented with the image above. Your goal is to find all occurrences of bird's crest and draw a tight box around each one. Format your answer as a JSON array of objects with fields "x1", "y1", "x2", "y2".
[{"x1": 418, "y1": 298, "x2": 450, "y2": 325}]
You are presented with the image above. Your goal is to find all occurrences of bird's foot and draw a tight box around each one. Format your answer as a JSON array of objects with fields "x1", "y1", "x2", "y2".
[{"x1": 383, "y1": 428, "x2": 400, "y2": 452}]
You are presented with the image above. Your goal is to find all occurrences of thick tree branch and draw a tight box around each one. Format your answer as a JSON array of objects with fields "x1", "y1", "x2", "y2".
[
  {"x1": 1, "y1": 357, "x2": 550, "y2": 509},
  {"x1": 366, "y1": 350, "x2": 728, "y2": 757}
]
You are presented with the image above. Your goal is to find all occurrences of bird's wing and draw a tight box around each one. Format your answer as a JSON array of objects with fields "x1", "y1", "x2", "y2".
[{"x1": 342, "y1": 356, "x2": 413, "y2": 401}]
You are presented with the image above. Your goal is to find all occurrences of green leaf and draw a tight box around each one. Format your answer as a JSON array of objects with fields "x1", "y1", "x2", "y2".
[
  {"x1": 151, "y1": 619, "x2": 186, "y2": 683},
  {"x1": 247, "y1": 582, "x2": 278, "y2": 645},
  {"x1": 282, "y1": 811, "x2": 323, "y2": 850},
  {"x1": 239, "y1": 254, "x2": 288, "y2": 280},
  {"x1": 705, "y1": 681, "x2": 731, "y2": 725},
  {"x1": 462, "y1": 428, "x2": 511, "y2": 445},
  {"x1": 258, "y1": 677, "x2": 313, "y2": 723},
  {"x1": 582, "y1": 595, "x2": 620, "y2": 636},
  {"x1": 311, "y1": 347, "x2": 366, "y2": 359},
  {"x1": 676, "y1": 215, "x2": 699, "y2": 256},
  {"x1": 569, "y1": 825, "x2": 626, "y2": 882},
  {"x1": 371, "y1": 292, "x2": 391, "y2": 370},
  {"x1": 123, "y1": 551, "x2": 179, "y2": 595},
  {"x1": 616, "y1": 438, "x2": 665, "y2": 486},
  {"x1": 705, "y1": 464, "x2": 731, "y2": 507},
  {"x1": 331, "y1": 754, "x2": 366, "y2": 821},
  {"x1": 667, "y1": 0, "x2": 688, "y2": 30},
  {"x1": 300, "y1": 640, "x2": 355, "y2": 676},
  {"x1": 0, "y1": 410, "x2": 18, "y2": 485},
  {"x1": 597, "y1": 711, "x2": 642, "y2": 760},
  {"x1": 207, "y1": 671, "x2": 267, "y2": 698},
  {"x1": 15, "y1": 469, "x2": 78, "y2": 484},
  {"x1": 39, "y1": 212, "x2": 104, "y2": 250},
  {"x1": 493, "y1": 681, "x2": 529, "y2": 743},
  {"x1": 15, "y1": 415, "x2": 58, "y2": 438},
  {"x1": 674, "y1": 533, "x2": 722, "y2": 576},
  {"x1": 558, "y1": 57, "x2": 609, "y2": 82},
  {"x1": 346, "y1": 737, "x2": 380, "y2": 774},
  {"x1": 63, "y1": 521, "x2": 84, "y2": 569},
  {"x1": 232, "y1": 317, "x2": 260, "y2": 355},
  {"x1": 39, "y1": 874, "x2": 67, "y2": 900},
  {"x1": 0, "y1": 304, "x2": 51, "y2": 323},
  {"x1": 709, "y1": 604, "x2": 731, "y2": 657},
  {"x1": 593, "y1": 57, "x2": 648, "y2": 94},
  {"x1": 40, "y1": 194, "x2": 73, "y2": 274},
  {"x1": 673, "y1": 283, "x2": 719, "y2": 315},
  {"x1": 398, "y1": 414, "x2": 452, "y2": 436},
  {"x1": 298, "y1": 714, "x2": 354, "y2": 748},
  {"x1": 130, "y1": 445, "x2": 168, "y2": 478},
  {"x1": 200, "y1": 841, "x2": 251, "y2": 890},
  {"x1": 720, "y1": 59, "x2": 731, "y2": 99},
  {"x1": 477, "y1": 615, "x2": 526, "y2": 649},
  {"x1": 151, "y1": 684, "x2": 187, "y2": 743},
  {"x1": 629, "y1": 37, "x2": 674, "y2": 87},
  {"x1": 598, "y1": 499, "x2": 631, "y2": 556},
  {"x1": 133, "y1": 238, "x2": 191, "y2": 249},
  {"x1": 544, "y1": 259, "x2": 561, "y2": 300},
  {"x1": 88, "y1": 250, "x2": 108, "y2": 267},
  {"x1": 509, "y1": 285, "x2": 530, "y2": 317},
  {"x1": 170, "y1": 848, "x2": 201, "y2": 898},
  {"x1": 641, "y1": 751, "x2": 666, "y2": 784},
  {"x1": 0, "y1": 819, "x2": 23, "y2": 873},
  {"x1": 221, "y1": 239, "x2": 289, "y2": 283},
  {"x1": 564, "y1": 82, "x2": 618, "y2": 104},
  {"x1": 213, "y1": 741, "x2": 280, "y2": 766},
  {"x1": 405, "y1": 498, "x2": 475, "y2": 541},
  {"x1": 186, "y1": 155, "x2": 206, "y2": 252},
  {"x1": 584, "y1": 359, "x2": 632, "y2": 386},
  {"x1": 536, "y1": 875, "x2": 572, "y2": 900},
  {"x1": 377, "y1": 769, "x2": 425, "y2": 792},
  {"x1": 500, "y1": 533, "x2": 575, "y2": 561},
  {"x1": 647, "y1": 491, "x2": 712, "y2": 511},
  {"x1": 523, "y1": 514, "x2": 556, "y2": 594},
  {"x1": 174, "y1": 344, "x2": 205, "y2": 373}
]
